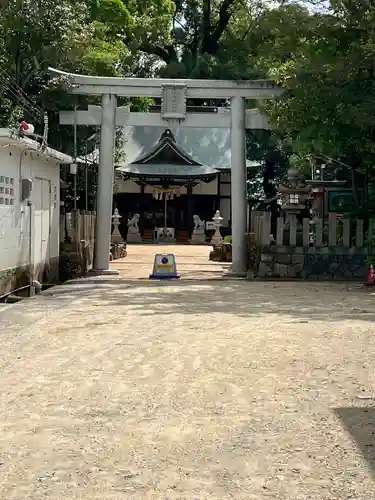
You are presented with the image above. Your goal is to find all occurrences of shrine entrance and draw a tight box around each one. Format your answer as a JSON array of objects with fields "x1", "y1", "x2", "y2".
[{"x1": 51, "y1": 67, "x2": 281, "y2": 275}]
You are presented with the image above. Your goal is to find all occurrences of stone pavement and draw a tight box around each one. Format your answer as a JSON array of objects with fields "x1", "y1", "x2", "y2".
[{"x1": 0, "y1": 245, "x2": 375, "y2": 499}]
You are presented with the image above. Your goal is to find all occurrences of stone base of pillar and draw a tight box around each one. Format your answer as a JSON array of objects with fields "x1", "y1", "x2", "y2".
[
  {"x1": 87, "y1": 268, "x2": 120, "y2": 276},
  {"x1": 111, "y1": 235, "x2": 124, "y2": 244},
  {"x1": 222, "y1": 270, "x2": 247, "y2": 279},
  {"x1": 190, "y1": 230, "x2": 206, "y2": 244},
  {"x1": 127, "y1": 232, "x2": 142, "y2": 243}
]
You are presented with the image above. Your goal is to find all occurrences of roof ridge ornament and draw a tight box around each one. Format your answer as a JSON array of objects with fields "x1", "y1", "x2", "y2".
[{"x1": 160, "y1": 129, "x2": 175, "y2": 142}]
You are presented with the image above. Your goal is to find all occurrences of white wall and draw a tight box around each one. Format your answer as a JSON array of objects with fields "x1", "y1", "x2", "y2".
[
  {"x1": 115, "y1": 178, "x2": 141, "y2": 194},
  {"x1": 0, "y1": 145, "x2": 60, "y2": 275},
  {"x1": 220, "y1": 198, "x2": 231, "y2": 226},
  {"x1": 192, "y1": 178, "x2": 217, "y2": 195}
]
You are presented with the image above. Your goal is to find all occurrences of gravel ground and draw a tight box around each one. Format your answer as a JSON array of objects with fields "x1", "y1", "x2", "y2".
[{"x1": 0, "y1": 245, "x2": 374, "y2": 499}]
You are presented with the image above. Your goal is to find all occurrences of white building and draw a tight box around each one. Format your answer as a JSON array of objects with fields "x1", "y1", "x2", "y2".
[{"x1": 0, "y1": 129, "x2": 73, "y2": 297}]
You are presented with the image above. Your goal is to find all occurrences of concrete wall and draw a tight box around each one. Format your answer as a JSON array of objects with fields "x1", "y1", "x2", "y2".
[{"x1": 0, "y1": 145, "x2": 60, "y2": 296}]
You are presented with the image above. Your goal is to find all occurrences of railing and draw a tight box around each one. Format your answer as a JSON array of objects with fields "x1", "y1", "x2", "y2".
[
  {"x1": 249, "y1": 211, "x2": 370, "y2": 281},
  {"x1": 251, "y1": 211, "x2": 366, "y2": 248}
]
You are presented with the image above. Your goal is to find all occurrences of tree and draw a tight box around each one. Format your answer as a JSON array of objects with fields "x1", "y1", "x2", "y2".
[
  {"x1": 263, "y1": 0, "x2": 375, "y2": 212},
  {"x1": 0, "y1": 0, "x2": 142, "y2": 147}
]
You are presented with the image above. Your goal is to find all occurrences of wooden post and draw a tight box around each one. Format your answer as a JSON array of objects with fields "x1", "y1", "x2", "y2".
[
  {"x1": 261, "y1": 211, "x2": 271, "y2": 245},
  {"x1": 314, "y1": 219, "x2": 323, "y2": 247},
  {"x1": 276, "y1": 217, "x2": 284, "y2": 245},
  {"x1": 342, "y1": 218, "x2": 350, "y2": 247},
  {"x1": 289, "y1": 215, "x2": 297, "y2": 246},
  {"x1": 76, "y1": 211, "x2": 82, "y2": 243},
  {"x1": 302, "y1": 218, "x2": 310, "y2": 247},
  {"x1": 328, "y1": 213, "x2": 337, "y2": 246},
  {"x1": 356, "y1": 219, "x2": 364, "y2": 247},
  {"x1": 251, "y1": 211, "x2": 261, "y2": 243}
]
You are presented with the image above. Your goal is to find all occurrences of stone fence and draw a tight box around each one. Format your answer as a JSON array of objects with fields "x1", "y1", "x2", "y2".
[{"x1": 248, "y1": 211, "x2": 371, "y2": 281}]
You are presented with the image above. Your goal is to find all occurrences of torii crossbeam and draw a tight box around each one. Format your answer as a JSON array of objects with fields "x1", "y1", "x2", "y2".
[{"x1": 50, "y1": 67, "x2": 282, "y2": 275}]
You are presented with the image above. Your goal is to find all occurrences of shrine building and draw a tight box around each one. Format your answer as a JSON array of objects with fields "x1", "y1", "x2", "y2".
[{"x1": 114, "y1": 125, "x2": 259, "y2": 243}]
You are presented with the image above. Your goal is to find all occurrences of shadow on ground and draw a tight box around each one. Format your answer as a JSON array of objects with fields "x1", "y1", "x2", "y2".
[
  {"x1": 42, "y1": 279, "x2": 375, "y2": 323},
  {"x1": 336, "y1": 407, "x2": 375, "y2": 478}
]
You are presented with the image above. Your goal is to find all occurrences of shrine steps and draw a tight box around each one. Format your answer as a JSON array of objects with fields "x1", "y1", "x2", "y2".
[
  {"x1": 142, "y1": 229, "x2": 154, "y2": 242},
  {"x1": 176, "y1": 230, "x2": 190, "y2": 243}
]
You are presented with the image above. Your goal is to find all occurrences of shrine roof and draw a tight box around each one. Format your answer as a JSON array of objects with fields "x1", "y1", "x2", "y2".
[
  {"x1": 116, "y1": 126, "x2": 261, "y2": 171},
  {"x1": 117, "y1": 129, "x2": 219, "y2": 179}
]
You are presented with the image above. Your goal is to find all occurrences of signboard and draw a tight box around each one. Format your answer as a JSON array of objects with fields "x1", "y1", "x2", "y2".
[
  {"x1": 155, "y1": 227, "x2": 175, "y2": 240},
  {"x1": 206, "y1": 221, "x2": 215, "y2": 230},
  {"x1": 149, "y1": 254, "x2": 180, "y2": 279},
  {"x1": 327, "y1": 189, "x2": 365, "y2": 213}
]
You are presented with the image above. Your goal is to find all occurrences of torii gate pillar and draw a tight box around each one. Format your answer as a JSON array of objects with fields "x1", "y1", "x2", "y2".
[
  {"x1": 230, "y1": 96, "x2": 247, "y2": 275},
  {"x1": 95, "y1": 94, "x2": 117, "y2": 272}
]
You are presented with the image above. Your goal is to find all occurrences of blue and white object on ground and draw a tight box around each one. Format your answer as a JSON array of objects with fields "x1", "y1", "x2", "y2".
[{"x1": 149, "y1": 253, "x2": 180, "y2": 279}]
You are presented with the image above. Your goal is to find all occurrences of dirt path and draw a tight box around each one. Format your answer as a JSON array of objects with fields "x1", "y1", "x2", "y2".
[{"x1": 0, "y1": 246, "x2": 374, "y2": 499}]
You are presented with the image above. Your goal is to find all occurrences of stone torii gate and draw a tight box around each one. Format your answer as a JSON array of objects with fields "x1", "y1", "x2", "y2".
[{"x1": 50, "y1": 67, "x2": 282, "y2": 275}]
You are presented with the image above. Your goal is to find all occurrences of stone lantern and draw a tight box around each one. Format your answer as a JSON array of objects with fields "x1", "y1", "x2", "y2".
[
  {"x1": 211, "y1": 210, "x2": 223, "y2": 246},
  {"x1": 111, "y1": 208, "x2": 124, "y2": 244},
  {"x1": 279, "y1": 168, "x2": 310, "y2": 224}
]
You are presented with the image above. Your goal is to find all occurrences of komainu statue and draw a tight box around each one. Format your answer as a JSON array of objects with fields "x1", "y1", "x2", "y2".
[
  {"x1": 191, "y1": 214, "x2": 206, "y2": 243},
  {"x1": 127, "y1": 213, "x2": 141, "y2": 242},
  {"x1": 193, "y1": 214, "x2": 205, "y2": 231},
  {"x1": 127, "y1": 213, "x2": 140, "y2": 232}
]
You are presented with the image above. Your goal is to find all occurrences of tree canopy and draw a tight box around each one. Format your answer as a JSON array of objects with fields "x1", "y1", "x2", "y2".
[{"x1": 0, "y1": 0, "x2": 374, "y2": 213}]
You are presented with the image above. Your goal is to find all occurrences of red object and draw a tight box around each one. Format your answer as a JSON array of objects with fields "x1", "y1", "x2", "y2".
[
  {"x1": 20, "y1": 120, "x2": 29, "y2": 130},
  {"x1": 366, "y1": 265, "x2": 375, "y2": 285}
]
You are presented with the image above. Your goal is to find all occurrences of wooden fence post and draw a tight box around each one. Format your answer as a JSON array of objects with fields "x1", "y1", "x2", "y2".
[
  {"x1": 289, "y1": 215, "x2": 297, "y2": 246},
  {"x1": 356, "y1": 219, "x2": 364, "y2": 247},
  {"x1": 276, "y1": 217, "x2": 284, "y2": 245},
  {"x1": 261, "y1": 212, "x2": 272, "y2": 245},
  {"x1": 314, "y1": 219, "x2": 323, "y2": 247},
  {"x1": 328, "y1": 213, "x2": 337, "y2": 246},
  {"x1": 302, "y1": 218, "x2": 310, "y2": 247},
  {"x1": 342, "y1": 218, "x2": 350, "y2": 247}
]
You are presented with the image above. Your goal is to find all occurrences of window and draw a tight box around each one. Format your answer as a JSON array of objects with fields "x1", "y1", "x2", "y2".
[
  {"x1": 0, "y1": 176, "x2": 15, "y2": 205},
  {"x1": 289, "y1": 193, "x2": 300, "y2": 204}
]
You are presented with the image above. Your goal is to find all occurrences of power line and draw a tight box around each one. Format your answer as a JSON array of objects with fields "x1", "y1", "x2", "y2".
[
  {"x1": 0, "y1": 68, "x2": 50, "y2": 149},
  {"x1": 0, "y1": 68, "x2": 44, "y2": 116},
  {"x1": 0, "y1": 81, "x2": 43, "y2": 120},
  {"x1": 0, "y1": 69, "x2": 44, "y2": 120}
]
